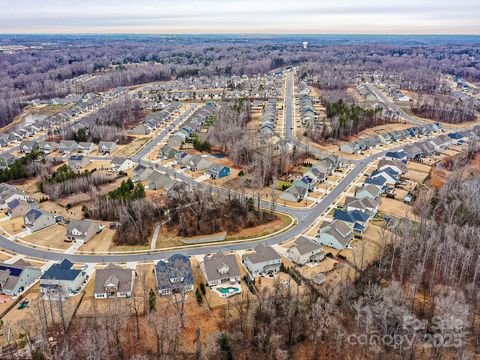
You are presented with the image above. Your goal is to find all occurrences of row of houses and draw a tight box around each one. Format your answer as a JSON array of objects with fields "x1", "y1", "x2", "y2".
[
  {"x1": 15, "y1": 139, "x2": 118, "y2": 156},
  {"x1": 260, "y1": 99, "x2": 278, "y2": 137},
  {"x1": 1, "y1": 87, "x2": 126, "y2": 151},
  {"x1": 130, "y1": 102, "x2": 182, "y2": 135},
  {"x1": 0, "y1": 121, "x2": 51, "y2": 148},
  {"x1": 167, "y1": 103, "x2": 216, "y2": 148},
  {"x1": 357, "y1": 84, "x2": 378, "y2": 102},
  {"x1": 339, "y1": 123, "x2": 442, "y2": 154},
  {"x1": 298, "y1": 81, "x2": 315, "y2": 127},
  {"x1": 385, "y1": 128, "x2": 480, "y2": 162},
  {"x1": 279, "y1": 155, "x2": 339, "y2": 202},
  {"x1": 384, "y1": 85, "x2": 410, "y2": 102},
  {"x1": 0, "y1": 245, "x2": 282, "y2": 300},
  {"x1": 311, "y1": 159, "x2": 406, "y2": 254}
]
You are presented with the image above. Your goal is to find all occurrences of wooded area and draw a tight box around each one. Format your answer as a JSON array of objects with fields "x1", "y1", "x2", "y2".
[{"x1": 1, "y1": 36, "x2": 479, "y2": 127}]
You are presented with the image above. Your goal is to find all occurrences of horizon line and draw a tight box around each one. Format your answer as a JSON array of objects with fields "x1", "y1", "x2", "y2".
[{"x1": 1, "y1": 32, "x2": 480, "y2": 37}]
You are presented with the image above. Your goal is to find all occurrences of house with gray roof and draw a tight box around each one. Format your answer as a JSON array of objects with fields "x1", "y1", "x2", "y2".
[
  {"x1": 0, "y1": 153, "x2": 15, "y2": 168},
  {"x1": 243, "y1": 244, "x2": 282, "y2": 277},
  {"x1": 345, "y1": 196, "x2": 380, "y2": 217},
  {"x1": 98, "y1": 141, "x2": 117, "y2": 155},
  {"x1": 23, "y1": 209, "x2": 56, "y2": 233},
  {"x1": 38, "y1": 141, "x2": 58, "y2": 154},
  {"x1": 189, "y1": 156, "x2": 212, "y2": 171},
  {"x1": 286, "y1": 236, "x2": 325, "y2": 266},
  {"x1": 59, "y1": 140, "x2": 79, "y2": 154},
  {"x1": 158, "y1": 145, "x2": 178, "y2": 160},
  {"x1": 155, "y1": 254, "x2": 194, "y2": 295},
  {"x1": 132, "y1": 164, "x2": 155, "y2": 182},
  {"x1": 378, "y1": 159, "x2": 406, "y2": 174},
  {"x1": 0, "y1": 259, "x2": 41, "y2": 296},
  {"x1": 148, "y1": 171, "x2": 173, "y2": 190},
  {"x1": 68, "y1": 155, "x2": 90, "y2": 170},
  {"x1": 0, "y1": 184, "x2": 29, "y2": 209},
  {"x1": 94, "y1": 264, "x2": 135, "y2": 299},
  {"x1": 340, "y1": 142, "x2": 361, "y2": 154},
  {"x1": 111, "y1": 157, "x2": 135, "y2": 173},
  {"x1": 205, "y1": 164, "x2": 230, "y2": 179},
  {"x1": 200, "y1": 251, "x2": 241, "y2": 286},
  {"x1": 66, "y1": 220, "x2": 99, "y2": 243},
  {"x1": 279, "y1": 183, "x2": 308, "y2": 203},
  {"x1": 19, "y1": 140, "x2": 39, "y2": 154},
  {"x1": 316, "y1": 220, "x2": 353, "y2": 250},
  {"x1": 78, "y1": 142, "x2": 96, "y2": 154}
]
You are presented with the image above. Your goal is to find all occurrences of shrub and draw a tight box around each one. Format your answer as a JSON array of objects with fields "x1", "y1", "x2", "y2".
[{"x1": 195, "y1": 288, "x2": 203, "y2": 305}]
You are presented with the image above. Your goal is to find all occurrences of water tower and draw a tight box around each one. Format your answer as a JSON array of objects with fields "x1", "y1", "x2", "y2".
[{"x1": 302, "y1": 41, "x2": 308, "y2": 49}]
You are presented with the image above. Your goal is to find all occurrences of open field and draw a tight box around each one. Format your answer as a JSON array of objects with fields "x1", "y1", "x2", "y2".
[
  {"x1": 0, "y1": 217, "x2": 25, "y2": 236},
  {"x1": 112, "y1": 135, "x2": 152, "y2": 158},
  {"x1": 403, "y1": 169, "x2": 429, "y2": 183},
  {"x1": 379, "y1": 197, "x2": 417, "y2": 220},
  {"x1": 21, "y1": 225, "x2": 71, "y2": 250}
]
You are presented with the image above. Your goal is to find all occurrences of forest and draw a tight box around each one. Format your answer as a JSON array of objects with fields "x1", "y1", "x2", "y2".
[{"x1": 309, "y1": 99, "x2": 388, "y2": 141}]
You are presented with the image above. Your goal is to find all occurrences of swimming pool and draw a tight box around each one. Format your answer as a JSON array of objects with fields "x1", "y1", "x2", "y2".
[
  {"x1": 218, "y1": 286, "x2": 240, "y2": 294},
  {"x1": 213, "y1": 285, "x2": 242, "y2": 298}
]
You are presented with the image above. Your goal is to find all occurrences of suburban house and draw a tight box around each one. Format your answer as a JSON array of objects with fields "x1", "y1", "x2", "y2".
[
  {"x1": 0, "y1": 184, "x2": 30, "y2": 209},
  {"x1": 316, "y1": 220, "x2": 353, "y2": 250},
  {"x1": 98, "y1": 141, "x2": 117, "y2": 155},
  {"x1": 132, "y1": 164, "x2": 156, "y2": 182},
  {"x1": 77, "y1": 142, "x2": 96, "y2": 154},
  {"x1": 333, "y1": 209, "x2": 370, "y2": 234},
  {"x1": 345, "y1": 197, "x2": 380, "y2": 217},
  {"x1": 304, "y1": 167, "x2": 326, "y2": 183},
  {"x1": 189, "y1": 156, "x2": 212, "y2": 171},
  {"x1": 385, "y1": 150, "x2": 408, "y2": 162},
  {"x1": 40, "y1": 259, "x2": 87, "y2": 300},
  {"x1": 364, "y1": 175, "x2": 388, "y2": 191},
  {"x1": 94, "y1": 264, "x2": 135, "y2": 299},
  {"x1": 111, "y1": 157, "x2": 135, "y2": 173},
  {"x1": 340, "y1": 142, "x2": 361, "y2": 154},
  {"x1": 59, "y1": 140, "x2": 79, "y2": 154},
  {"x1": 243, "y1": 244, "x2": 282, "y2": 277},
  {"x1": 0, "y1": 153, "x2": 15, "y2": 169},
  {"x1": 370, "y1": 167, "x2": 400, "y2": 186},
  {"x1": 0, "y1": 259, "x2": 41, "y2": 296},
  {"x1": 377, "y1": 159, "x2": 406, "y2": 174},
  {"x1": 7, "y1": 198, "x2": 37, "y2": 218},
  {"x1": 68, "y1": 155, "x2": 90, "y2": 170},
  {"x1": 205, "y1": 164, "x2": 231, "y2": 179},
  {"x1": 158, "y1": 145, "x2": 178, "y2": 160},
  {"x1": 148, "y1": 171, "x2": 173, "y2": 190},
  {"x1": 66, "y1": 220, "x2": 99, "y2": 243},
  {"x1": 286, "y1": 236, "x2": 325, "y2": 266},
  {"x1": 23, "y1": 209, "x2": 56, "y2": 233},
  {"x1": 38, "y1": 141, "x2": 59, "y2": 154},
  {"x1": 19, "y1": 140, "x2": 39, "y2": 154},
  {"x1": 355, "y1": 184, "x2": 382, "y2": 200},
  {"x1": 200, "y1": 251, "x2": 241, "y2": 286},
  {"x1": 130, "y1": 124, "x2": 152, "y2": 135},
  {"x1": 279, "y1": 183, "x2": 308, "y2": 203},
  {"x1": 155, "y1": 254, "x2": 194, "y2": 295}
]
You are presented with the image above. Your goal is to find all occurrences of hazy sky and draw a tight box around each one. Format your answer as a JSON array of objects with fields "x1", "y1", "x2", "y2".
[{"x1": 0, "y1": 0, "x2": 479, "y2": 34}]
